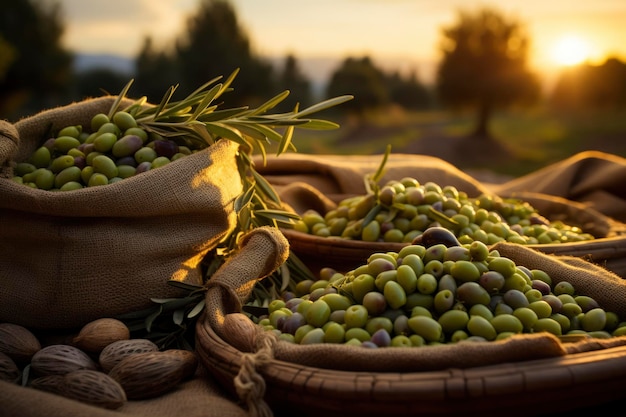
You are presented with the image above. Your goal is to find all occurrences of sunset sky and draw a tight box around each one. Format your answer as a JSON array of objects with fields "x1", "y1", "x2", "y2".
[{"x1": 46, "y1": 0, "x2": 626, "y2": 85}]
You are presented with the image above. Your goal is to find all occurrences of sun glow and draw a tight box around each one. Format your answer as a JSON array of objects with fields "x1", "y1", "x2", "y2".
[{"x1": 551, "y1": 35, "x2": 593, "y2": 66}]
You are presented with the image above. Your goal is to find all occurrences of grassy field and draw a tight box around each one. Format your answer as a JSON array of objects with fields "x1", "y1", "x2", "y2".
[{"x1": 285, "y1": 105, "x2": 626, "y2": 181}]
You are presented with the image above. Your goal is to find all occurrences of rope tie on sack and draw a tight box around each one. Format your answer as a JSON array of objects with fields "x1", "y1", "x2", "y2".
[{"x1": 234, "y1": 331, "x2": 277, "y2": 417}]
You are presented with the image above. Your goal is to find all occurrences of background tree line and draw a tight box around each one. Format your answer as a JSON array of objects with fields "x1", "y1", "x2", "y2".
[{"x1": 2, "y1": 0, "x2": 626, "y2": 140}]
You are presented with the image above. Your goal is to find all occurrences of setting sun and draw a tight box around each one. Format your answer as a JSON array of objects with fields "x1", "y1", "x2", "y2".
[{"x1": 551, "y1": 35, "x2": 593, "y2": 66}]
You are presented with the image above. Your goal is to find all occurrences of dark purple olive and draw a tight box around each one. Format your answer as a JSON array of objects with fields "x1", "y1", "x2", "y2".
[
  {"x1": 412, "y1": 226, "x2": 460, "y2": 248},
  {"x1": 152, "y1": 139, "x2": 179, "y2": 158},
  {"x1": 479, "y1": 271, "x2": 505, "y2": 293},
  {"x1": 542, "y1": 294, "x2": 563, "y2": 314},
  {"x1": 135, "y1": 161, "x2": 152, "y2": 174},
  {"x1": 531, "y1": 279, "x2": 551, "y2": 295},
  {"x1": 115, "y1": 156, "x2": 137, "y2": 167},
  {"x1": 281, "y1": 312, "x2": 306, "y2": 335},
  {"x1": 73, "y1": 156, "x2": 86, "y2": 170},
  {"x1": 370, "y1": 329, "x2": 391, "y2": 347}
]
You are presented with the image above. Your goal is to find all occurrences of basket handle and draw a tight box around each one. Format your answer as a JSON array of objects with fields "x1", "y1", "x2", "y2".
[
  {"x1": 0, "y1": 120, "x2": 19, "y2": 178},
  {"x1": 204, "y1": 227, "x2": 290, "y2": 328}
]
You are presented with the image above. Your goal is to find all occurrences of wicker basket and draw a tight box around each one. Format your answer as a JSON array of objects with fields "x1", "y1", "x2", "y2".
[
  {"x1": 196, "y1": 319, "x2": 626, "y2": 417},
  {"x1": 282, "y1": 192, "x2": 626, "y2": 278},
  {"x1": 197, "y1": 235, "x2": 626, "y2": 417}
]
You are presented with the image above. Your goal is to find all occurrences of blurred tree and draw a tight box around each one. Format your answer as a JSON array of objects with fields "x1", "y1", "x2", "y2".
[
  {"x1": 274, "y1": 54, "x2": 312, "y2": 112},
  {"x1": 435, "y1": 7, "x2": 540, "y2": 138},
  {"x1": 387, "y1": 70, "x2": 432, "y2": 110},
  {"x1": 134, "y1": 36, "x2": 178, "y2": 103},
  {"x1": 173, "y1": 0, "x2": 274, "y2": 106},
  {"x1": 326, "y1": 56, "x2": 389, "y2": 115},
  {"x1": 0, "y1": 34, "x2": 16, "y2": 82},
  {"x1": 0, "y1": 0, "x2": 72, "y2": 119},
  {"x1": 551, "y1": 57, "x2": 626, "y2": 110}
]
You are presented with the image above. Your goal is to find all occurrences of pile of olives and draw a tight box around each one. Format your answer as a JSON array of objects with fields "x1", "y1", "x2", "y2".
[
  {"x1": 258, "y1": 228, "x2": 624, "y2": 347},
  {"x1": 11, "y1": 111, "x2": 195, "y2": 191},
  {"x1": 291, "y1": 178, "x2": 594, "y2": 246}
]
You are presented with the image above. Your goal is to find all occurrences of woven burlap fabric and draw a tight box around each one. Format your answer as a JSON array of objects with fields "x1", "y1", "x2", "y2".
[
  {"x1": 0, "y1": 364, "x2": 248, "y2": 417},
  {"x1": 490, "y1": 150, "x2": 626, "y2": 224},
  {"x1": 0, "y1": 97, "x2": 243, "y2": 329},
  {"x1": 204, "y1": 226, "x2": 290, "y2": 331}
]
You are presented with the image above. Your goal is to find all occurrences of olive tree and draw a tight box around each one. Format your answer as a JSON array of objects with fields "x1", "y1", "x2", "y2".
[
  {"x1": 173, "y1": 0, "x2": 274, "y2": 106},
  {"x1": 435, "y1": 7, "x2": 540, "y2": 138},
  {"x1": 0, "y1": 0, "x2": 72, "y2": 119},
  {"x1": 326, "y1": 56, "x2": 389, "y2": 115}
]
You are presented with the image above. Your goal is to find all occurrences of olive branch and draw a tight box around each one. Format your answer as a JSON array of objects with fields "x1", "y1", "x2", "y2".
[{"x1": 114, "y1": 69, "x2": 352, "y2": 348}]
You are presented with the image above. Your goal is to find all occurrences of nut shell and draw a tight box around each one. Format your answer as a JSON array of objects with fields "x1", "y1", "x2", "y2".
[
  {"x1": 30, "y1": 344, "x2": 97, "y2": 376},
  {"x1": 98, "y1": 338, "x2": 159, "y2": 373},
  {"x1": 63, "y1": 369, "x2": 127, "y2": 409},
  {"x1": 29, "y1": 375, "x2": 66, "y2": 395},
  {"x1": 0, "y1": 323, "x2": 41, "y2": 364},
  {"x1": 108, "y1": 349, "x2": 196, "y2": 399},
  {"x1": 222, "y1": 312, "x2": 263, "y2": 352},
  {"x1": 73, "y1": 318, "x2": 130, "y2": 353},
  {"x1": 0, "y1": 351, "x2": 21, "y2": 383}
]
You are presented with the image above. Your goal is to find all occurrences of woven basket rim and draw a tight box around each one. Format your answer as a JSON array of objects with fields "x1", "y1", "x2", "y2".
[{"x1": 196, "y1": 316, "x2": 626, "y2": 415}]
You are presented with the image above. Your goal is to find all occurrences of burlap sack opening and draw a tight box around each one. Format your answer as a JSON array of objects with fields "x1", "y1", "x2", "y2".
[
  {"x1": 197, "y1": 240, "x2": 626, "y2": 417},
  {"x1": 0, "y1": 97, "x2": 243, "y2": 329}
]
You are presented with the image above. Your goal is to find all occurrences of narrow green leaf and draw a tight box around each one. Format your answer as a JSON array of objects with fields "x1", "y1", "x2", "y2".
[
  {"x1": 227, "y1": 123, "x2": 270, "y2": 143},
  {"x1": 252, "y1": 169, "x2": 282, "y2": 204},
  {"x1": 277, "y1": 124, "x2": 295, "y2": 155},
  {"x1": 166, "y1": 280, "x2": 204, "y2": 292},
  {"x1": 173, "y1": 309, "x2": 185, "y2": 326},
  {"x1": 255, "y1": 209, "x2": 300, "y2": 223},
  {"x1": 190, "y1": 83, "x2": 223, "y2": 120},
  {"x1": 234, "y1": 184, "x2": 256, "y2": 212},
  {"x1": 293, "y1": 119, "x2": 341, "y2": 130},
  {"x1": 183, "y1": 75, "x2": 223, "y2": 102},
  {"x1": 21, "y1": 364, "x2": 30, "y2": 386},
  {"x1": 294, "y1": 95, "x2": 353, "y2": 118},
  {"x1": 204, "y1": 122, "x2": 246, "y2": 144},
  {"x1": 371, "y1": 145, "x2": 392, "y2": 184},
  {"x1": 197, "y1": 107, "x2": 249, "y2": 122},
  {"x1": 187, "y1": 299, "x2": 206, "y2": 319},
  {"x1": 150, "y1": 297, "x2": 181, "y2": 304},
  {"x1": 145, "y1": 305, "x2": 163, "y2": 332},
  {"x1": 247, "y1": 90, "x2": 290, "y2": 116},
  {"x1": 108, "y1": 79, "x2": 135, "y2": 119},
  {"x1": 361, "y1": 203, "x2": 383, "y2": 228},
  {"x1": 151, "y1": 84, "x2": 178, "y2": 120}
]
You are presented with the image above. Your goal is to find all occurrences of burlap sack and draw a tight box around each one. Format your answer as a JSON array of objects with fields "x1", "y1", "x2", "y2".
[{"x1": 0, "y1": 97, "x2": 243, "y2": 329}]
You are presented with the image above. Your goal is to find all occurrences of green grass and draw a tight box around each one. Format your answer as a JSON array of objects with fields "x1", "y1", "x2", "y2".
[{"x1": 286, "y1": 106, "x2": 626, "y2": 179}]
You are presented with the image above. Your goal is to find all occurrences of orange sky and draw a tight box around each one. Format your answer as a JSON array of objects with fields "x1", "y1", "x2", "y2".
[{"x1": 48, "y1": 0, "x2": 626, "y2": 85}]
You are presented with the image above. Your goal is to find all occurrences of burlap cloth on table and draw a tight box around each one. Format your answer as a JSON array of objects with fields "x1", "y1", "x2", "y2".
[
  {"x1": 0, "y1": 226, "x2": 289, "y2": 417},
  {"x1": 0, "y1": 365, "x2": 248, "y2": 417}
]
